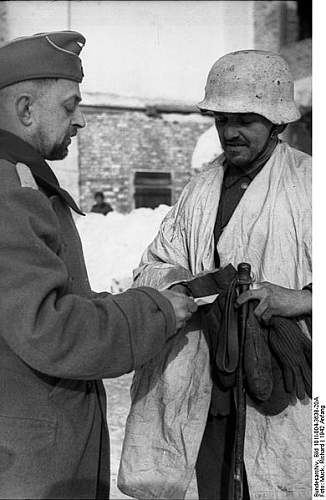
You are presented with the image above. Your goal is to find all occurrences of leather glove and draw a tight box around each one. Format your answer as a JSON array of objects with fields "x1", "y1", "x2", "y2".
[
  {"x1": 181, "y1": 264, "x2": 237, "y2": 297},
  {"x1": 201, "y1": 273, "x2": 238, "y2": 389},
  {"x1": 268, "y1": 316, "x2": 312, "y2": 400},
  {"x1": 244, "y1": 301, "x2": 273, "y2": 402},
  {"x1": 185, "y1": 264, "x2": 239, "y2": 389}
]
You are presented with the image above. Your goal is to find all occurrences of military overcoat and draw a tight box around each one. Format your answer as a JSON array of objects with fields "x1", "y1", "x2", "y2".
[{"x1": 0, "y1": 130, "x2": 176, "y2": 499}]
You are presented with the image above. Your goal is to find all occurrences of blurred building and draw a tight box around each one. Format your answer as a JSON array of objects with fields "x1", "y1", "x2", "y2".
[{"x1": 0, "y1": 0, "x2": 311, "y2": 212}]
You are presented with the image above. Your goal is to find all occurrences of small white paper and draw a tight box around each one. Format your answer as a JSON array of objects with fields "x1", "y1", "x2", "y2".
[{"x1": 194, "y1": 293, "x2": 219, "y2": 306}]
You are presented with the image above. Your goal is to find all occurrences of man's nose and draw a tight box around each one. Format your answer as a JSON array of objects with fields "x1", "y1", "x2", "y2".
[
  {"x1": 73, "y1": 107, "x2": 86, "y2": 129},
  {"x1": 223, "y1": 123, "x2": 240, "y2": 141}
]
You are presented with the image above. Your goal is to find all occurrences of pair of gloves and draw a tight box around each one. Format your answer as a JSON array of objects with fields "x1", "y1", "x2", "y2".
[
  {"x1": 244, "y1": 302, "x2": 311, "y2": 414},
  {"x1": 181, "y1": 266, "x2": 312, "y2": 415},
  {"x1": 269, "y1": 315, "x2": 312, "y2": 400}
]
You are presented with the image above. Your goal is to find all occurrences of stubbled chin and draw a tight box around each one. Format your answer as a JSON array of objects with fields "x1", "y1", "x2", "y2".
[
  {"x1": 225, "y1": 150, "x2": 244, "y2": 158},
  {"x1": 225, "y1": 152, "x2": 249, "y2": 167}
]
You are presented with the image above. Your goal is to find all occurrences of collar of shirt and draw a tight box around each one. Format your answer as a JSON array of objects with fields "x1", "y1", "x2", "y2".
[
  {"x1": 222, "y1": 161, "x2": 265, "y2": 189},
  {"x1": 0, "y1": 128, "x2": 84, "y2": 215}
]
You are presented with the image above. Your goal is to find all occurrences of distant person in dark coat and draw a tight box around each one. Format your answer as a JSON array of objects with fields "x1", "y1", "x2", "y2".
[
  {"x1": 0, "y1": 30, "x2": 197, "y2": 499},
  {"x1": 91, "y1": 191, "x2": 113, "y2": 215}
]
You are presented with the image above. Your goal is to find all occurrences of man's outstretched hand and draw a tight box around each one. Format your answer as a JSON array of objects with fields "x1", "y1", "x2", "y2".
[{"x1": 161, "y1": 289, "x2": 198, "y2": 331}]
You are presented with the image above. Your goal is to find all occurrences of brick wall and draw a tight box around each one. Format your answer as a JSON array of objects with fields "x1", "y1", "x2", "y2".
[{"x1": 78, "y1": 108, "x2": 212, "y2": 213}]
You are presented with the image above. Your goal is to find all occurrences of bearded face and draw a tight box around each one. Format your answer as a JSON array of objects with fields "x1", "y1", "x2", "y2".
[{"x1": 31, "y1": 79, "x2": 85, "y2": 161}]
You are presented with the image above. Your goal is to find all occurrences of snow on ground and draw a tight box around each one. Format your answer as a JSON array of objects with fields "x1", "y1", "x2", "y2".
[
  {"x1": 76, "y1": 206, "x2": 170, "y2": 498},
  {"x1": 76, "y1": 204, "x2": 171, "y2": 293},
  {"x1": 76, "y1": 204, "x2": 199, "y2": 499}
]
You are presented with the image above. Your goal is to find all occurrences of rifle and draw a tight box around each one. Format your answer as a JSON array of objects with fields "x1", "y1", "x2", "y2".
[{"x1": 233, "y1": 262, "x2": 251, "y2": 500}]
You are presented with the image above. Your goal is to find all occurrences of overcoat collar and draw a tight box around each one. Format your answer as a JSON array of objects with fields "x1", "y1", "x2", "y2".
[{"x1": 0, "y1": 128, "x2": 84, "y2": 215}]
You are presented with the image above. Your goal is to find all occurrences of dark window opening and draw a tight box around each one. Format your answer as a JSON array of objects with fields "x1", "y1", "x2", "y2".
[
  {"x1": 134, "y1": 171, "x2": 172, "y2": 209},
  {"x1": 296, "y1": 0, "x2": 312, "y2": 40}
]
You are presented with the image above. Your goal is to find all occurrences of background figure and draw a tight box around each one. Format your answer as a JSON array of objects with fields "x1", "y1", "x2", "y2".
[{"x1": 91, "y1": 190, "x2": 113, "y2": 215}]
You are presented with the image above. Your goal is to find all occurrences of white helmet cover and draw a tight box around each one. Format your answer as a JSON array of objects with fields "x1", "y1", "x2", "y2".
[{"x1": 198, "y1": 50, "x2": 301, "y2": 124}]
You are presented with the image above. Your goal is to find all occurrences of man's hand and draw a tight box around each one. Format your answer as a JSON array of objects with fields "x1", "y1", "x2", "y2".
[
  {"x1": 161, "y1": 290, "x2": 198, "y2": 331},
  {"x1": 169, "y1": 284, "x2": 190, "y2": 296},
  {"x1": 236, "y1": 282, "x2": 312, "y2": 323}
]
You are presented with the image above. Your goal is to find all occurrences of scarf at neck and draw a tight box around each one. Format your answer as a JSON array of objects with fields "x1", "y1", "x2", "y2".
[{"x1": 0, "y1": 129, "x2": 84, "y2": 215}]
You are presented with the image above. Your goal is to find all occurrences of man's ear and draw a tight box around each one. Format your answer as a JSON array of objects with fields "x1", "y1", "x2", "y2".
[{"x1": 15, "y1": 94, "x2": 34, "y2": 126}]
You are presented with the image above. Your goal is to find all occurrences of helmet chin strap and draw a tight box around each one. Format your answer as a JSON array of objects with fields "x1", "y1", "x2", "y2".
[
  {"x1": 226, "y1": 124, "x2": 288, "y2": 173},
  {"x1": 270, "y1": 123, "x2": 287, "y2": 138},
  {"x1": 251, "y1": 123, "x2": 288, "y2": 169},
  {"x1": 248, "y1": 128, "x2": 281, "y2": 171}
]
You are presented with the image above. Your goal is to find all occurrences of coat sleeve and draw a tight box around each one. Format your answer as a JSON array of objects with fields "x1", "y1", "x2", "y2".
[
  {"x1": 133, "y1": 187, "x2": 195, "y2": 290},
  {"x1": 0, "y1": 186, "x2": 176, "y2": 379}
]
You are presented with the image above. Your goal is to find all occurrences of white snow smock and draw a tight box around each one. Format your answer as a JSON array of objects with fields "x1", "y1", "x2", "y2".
[{"x1": 118, "y1": 142, "x2": 312, "y2": 500}]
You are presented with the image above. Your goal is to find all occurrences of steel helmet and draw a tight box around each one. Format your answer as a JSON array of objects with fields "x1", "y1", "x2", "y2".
[{"x1": 198, "y1": 49, "x2": 301, "y2": 124}]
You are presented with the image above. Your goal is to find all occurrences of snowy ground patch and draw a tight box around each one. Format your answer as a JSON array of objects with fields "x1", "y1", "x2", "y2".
[{"x1": 76, "y1": 205, "x2": 171, "y2": 293}]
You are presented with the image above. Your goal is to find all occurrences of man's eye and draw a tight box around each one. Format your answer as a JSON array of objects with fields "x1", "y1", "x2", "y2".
[
  {"x1": 240, "y1": 116, "x2": 255, "y2": 125},
  {"x1": 65, "y1": 105, "x2": 75, "y2": 114},
  {"x1": 215, "y1": 116, "x2": 227, "y2": 125}
]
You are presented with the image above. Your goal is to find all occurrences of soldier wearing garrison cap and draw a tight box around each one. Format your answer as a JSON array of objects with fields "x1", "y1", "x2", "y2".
[{"x1": 0, "y1": 31, "x2": 197, "y2": 498}]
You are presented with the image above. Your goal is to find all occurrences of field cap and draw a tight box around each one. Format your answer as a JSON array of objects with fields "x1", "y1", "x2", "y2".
[{"x1": 0, "y1": 30, "x2": 86, "y2": 90}]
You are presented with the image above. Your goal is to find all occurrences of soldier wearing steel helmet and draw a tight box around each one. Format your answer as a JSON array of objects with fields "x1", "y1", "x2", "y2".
[
  {"x1": 0, "y1": 31, "x2": 197, "y2": 498},
  {"x1": 132, "y1": 50, "x2": 312, "y2": 499}
]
